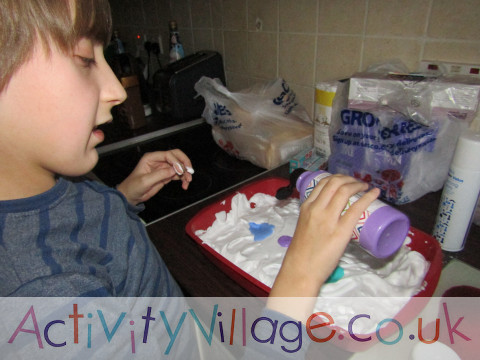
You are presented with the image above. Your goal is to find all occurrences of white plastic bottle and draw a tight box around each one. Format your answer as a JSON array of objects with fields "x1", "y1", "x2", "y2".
[
  {"x1": 296, "y1": 170, "x2": 410, "y2": 258},
  {"x1": 168, "y1": 20, "x2": 184, "y2": 63},
  {"x1": 314, "y1": 82, "x2": 337, "y2": 158},
  {"x1": 433, "y1": 131, "x2": 480, "y2": 251}
]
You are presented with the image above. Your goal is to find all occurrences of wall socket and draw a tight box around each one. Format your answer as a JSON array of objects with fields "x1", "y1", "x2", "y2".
[{"x1": 419, "y1": 60, "x2": 480, "y2": 77}]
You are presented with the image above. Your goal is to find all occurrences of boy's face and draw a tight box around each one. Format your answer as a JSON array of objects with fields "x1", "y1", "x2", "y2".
[{"x1": 0, "y1": 37, "x2": 127, "y2": 178}]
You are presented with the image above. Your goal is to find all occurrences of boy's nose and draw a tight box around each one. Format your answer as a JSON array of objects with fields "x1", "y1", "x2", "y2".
[{"x1": 101, "y1": 60, "x2": 127, "y2": 107}]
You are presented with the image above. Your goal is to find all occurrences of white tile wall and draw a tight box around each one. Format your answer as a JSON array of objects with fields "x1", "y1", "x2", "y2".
[{"x1": 111, "y1": 0, "x2": 480, "y2": 128}]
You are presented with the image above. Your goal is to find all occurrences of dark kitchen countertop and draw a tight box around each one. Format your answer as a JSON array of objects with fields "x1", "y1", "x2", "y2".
[
  {"x1": 146, "y1": 163, "x2": 480, "y2": 297},
  {"x1": 96, "y1": 113, "x2": 205, "y2": 156},
  {"x1": 94, "y1": 120, "x2": 267, "y2": 223}
]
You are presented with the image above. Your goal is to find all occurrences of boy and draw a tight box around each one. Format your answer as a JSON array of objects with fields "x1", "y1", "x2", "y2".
[
  {"x1": 0, "y1": 0, "x2": 193, "y2": 297},
  {"x1": 0, "y1": 0, "x2": 378, "y2": 344}
]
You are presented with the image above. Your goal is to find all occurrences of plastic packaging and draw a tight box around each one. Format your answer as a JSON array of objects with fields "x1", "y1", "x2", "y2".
[
  {"x1": 348, "y1": 71, "x2": 480, "y2": 125},
  {"x1": 474, "y1": 200, "x2": 480, "y2": 226},
  {"x1": 296, "y1": 170, "x2": 410, "y2": 258},
  {"x1": 328, "y1": 80, "x2": 468, "y2": 205},
  {"x1": 433, "y1": 131, "x2": 480, "y2": 251},
  {"x1": 194, "y1": 77, "x2": 313, "y2": 169}
]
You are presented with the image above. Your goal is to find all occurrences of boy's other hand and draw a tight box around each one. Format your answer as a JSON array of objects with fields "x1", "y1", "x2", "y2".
[
  {"x1": 116, "y1": 150, "x2": 193, "y2": 206},
  {"x1": 267, "y1": 175, "x2": 380, "y2": 320}
]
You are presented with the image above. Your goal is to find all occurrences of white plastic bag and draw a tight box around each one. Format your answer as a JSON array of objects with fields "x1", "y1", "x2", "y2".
[
  {"x1": 194, "y1": 77, "x2": 313, "y2": 169},
  {"x1": 328, "y1": 80, "x2": 468, "y2": 204}
]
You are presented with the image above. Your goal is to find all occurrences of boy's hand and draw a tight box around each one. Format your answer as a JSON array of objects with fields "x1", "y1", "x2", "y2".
[
  {"x1": 267, "y1": 174, "x2": 380, "y2": 320},
  {"x1": 116, "y1": 150, "x2": 193, "y2": 206}
]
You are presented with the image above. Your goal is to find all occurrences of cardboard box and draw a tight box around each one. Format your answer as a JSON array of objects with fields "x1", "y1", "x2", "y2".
[{"x1": 289, "y1": 148, "x2": 327, "y2": 173}]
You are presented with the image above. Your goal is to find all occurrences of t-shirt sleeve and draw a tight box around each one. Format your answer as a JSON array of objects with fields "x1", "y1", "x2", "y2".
[{"x1": 7, "y1": 272, "x2": 115, "y2": 297}]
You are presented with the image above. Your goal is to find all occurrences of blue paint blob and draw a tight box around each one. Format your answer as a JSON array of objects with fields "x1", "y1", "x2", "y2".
[
  {"x1": 249, "y1": 222, "x2": 275, "y2": 241},
  {"x1": 326, "y1": 266, "x2": 344, "y2": 283},
  {"x1": 277, "y1": 235, "x2": 292, "y2": 247}
]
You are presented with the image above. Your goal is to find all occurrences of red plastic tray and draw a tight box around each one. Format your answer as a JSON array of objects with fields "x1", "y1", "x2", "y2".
[
  {"x1": 186, "y1": 176, "x2": 442, "y2": 297},
  {"x1": 185, "y1": 176, "x2": 443, "y2": 351}
]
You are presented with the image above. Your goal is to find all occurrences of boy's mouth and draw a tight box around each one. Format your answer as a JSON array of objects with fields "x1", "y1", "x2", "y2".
[
  {"x1": 92, "y1": 119, "x2": 112, "y2": 141},
  {"x1": 92, "y1": 125, "x2": 105, "y2": 142}
]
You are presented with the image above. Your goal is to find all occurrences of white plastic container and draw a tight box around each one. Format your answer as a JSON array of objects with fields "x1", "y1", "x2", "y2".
[
  {"x1": 314, "y1": 82, "x2": 337, "y2": 158},
  {"x1": 433, "y1": 131, "x2": 480, "y2": 251}
]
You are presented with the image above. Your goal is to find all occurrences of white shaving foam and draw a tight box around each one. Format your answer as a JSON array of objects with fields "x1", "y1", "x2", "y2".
[{"x1": 195, "y1": 193, "x2": 430, "y2": 333}]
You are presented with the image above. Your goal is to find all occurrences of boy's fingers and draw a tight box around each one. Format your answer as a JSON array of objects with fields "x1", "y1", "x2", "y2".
[
  {"x1": 142, "y1": 166, "x2": 176, "y2": 188},
  {"x1": 141, "y1": 150, "x2": 193, "y2": 174},
  {"x1": 304, "y1": 175, "x2": 367, "y2": 213},
  {"x1": 339, "y1": 187, "x2": 380, "y2": 229},
  {"x1": 326, "y1": 180, "x2": 370, "y2": 214},
  {"x1": 164, "y1": 149, "x2": 193, "y2": 169},
  {"x1": 302, "y1": 174, "x2": 346, "y2": 206}
]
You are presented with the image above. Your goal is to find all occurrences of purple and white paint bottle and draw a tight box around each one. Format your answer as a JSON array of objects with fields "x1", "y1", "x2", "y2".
[{"x1": 296, "y1": 170, "x2": 410, "y2": 258}]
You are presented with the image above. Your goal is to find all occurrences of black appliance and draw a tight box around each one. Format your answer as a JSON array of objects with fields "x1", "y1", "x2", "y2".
[{"x1": 153, "y1": 51, "x2": 225, "y2": 120}]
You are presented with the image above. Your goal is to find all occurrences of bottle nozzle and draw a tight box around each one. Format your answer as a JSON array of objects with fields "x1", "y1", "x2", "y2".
[{"x1": 275, "y1": 168, "x2": 307, "y2": 200}]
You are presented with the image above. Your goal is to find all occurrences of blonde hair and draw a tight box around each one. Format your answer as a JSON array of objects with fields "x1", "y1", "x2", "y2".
[{"x1": 0, "y1": 0, "x2": 113, "y2": 93}]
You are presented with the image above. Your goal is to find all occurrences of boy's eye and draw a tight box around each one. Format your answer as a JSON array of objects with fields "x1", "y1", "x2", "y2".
[{"x1": 77, "y1": 56, "x2": 97, "y2": 68}]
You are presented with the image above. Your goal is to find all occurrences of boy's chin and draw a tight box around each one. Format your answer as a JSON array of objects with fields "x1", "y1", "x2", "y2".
[{"x1": 59, "y1": 156, "x2": 99, "y2": 178}]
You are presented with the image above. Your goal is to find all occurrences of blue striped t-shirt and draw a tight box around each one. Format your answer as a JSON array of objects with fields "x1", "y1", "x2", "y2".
[{"x1": 0, "y1": 178, "x2": 182, "y2": 297}]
